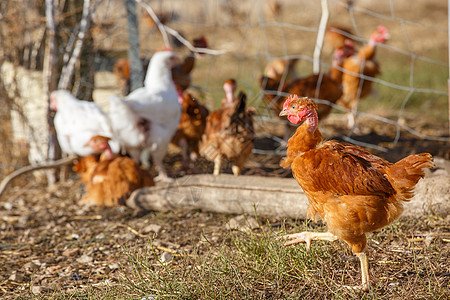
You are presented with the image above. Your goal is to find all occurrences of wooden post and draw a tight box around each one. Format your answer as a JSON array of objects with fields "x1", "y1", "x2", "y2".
[
  {"x1": 126, "y1": 0, "x2": 144, "y2": 92},
  {"x1": 313, "y1": 0, "x2": 329, "y2": 74},
  {"x1": 44, "y1": 0, "x2": 60, "y2": 185}
]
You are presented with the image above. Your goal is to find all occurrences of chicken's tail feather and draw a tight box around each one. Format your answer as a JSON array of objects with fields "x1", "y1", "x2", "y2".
[
  {"x1": 229, "y1": 91, "x2": 250, "y2": 134},
  {"x1": 386, "y1": 153, "x2": 434, "y2": 201}
]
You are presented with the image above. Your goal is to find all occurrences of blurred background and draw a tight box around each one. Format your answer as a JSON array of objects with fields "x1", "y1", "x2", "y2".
[{"x1": 0, "y1": 0, "x2": 448, "y2": 179}]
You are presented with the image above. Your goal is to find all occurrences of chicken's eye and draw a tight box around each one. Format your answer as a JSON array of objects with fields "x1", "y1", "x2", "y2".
[{"x1": 291, "y1": 105, "x2": 296, "y2": 109}]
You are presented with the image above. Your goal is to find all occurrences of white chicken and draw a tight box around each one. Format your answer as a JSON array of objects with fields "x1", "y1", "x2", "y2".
[
  {"x1": 50, "y1": 90, "x2": 120, "y2": 156},
  {"x1": 109, "y1": 50, "x2": 181, "y2": 182}
]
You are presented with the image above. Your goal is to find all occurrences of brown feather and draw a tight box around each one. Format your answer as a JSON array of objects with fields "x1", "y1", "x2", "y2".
[
  {"x1": 171, "y1": 92, "x2": 209, "y2": 170},
  {"x1": 74, "y1": 136, "x2": 154, "y2": 207},
  {"x1": 200, "y1": 92, "x2": 255, "y2": 174}
]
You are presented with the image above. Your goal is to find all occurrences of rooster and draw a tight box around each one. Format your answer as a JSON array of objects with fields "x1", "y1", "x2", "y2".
[
  {"x1": 109, "y1": 50, "x2": 181, "y2": 182},
  {"x1": 278, "y1": 95, "x2": 434, "y2": 291},
  {"x1": 171, "y1": 92, "x2": 209, "y2": 172},
  {"x1": 200, "y1": 91, "x2": 255, "y2": 176},
  {"x1": 50, "y1": 89, "x2": 120, "y2": 156},
  {"x1": 338, "y1": 25, "x2": 390, "y2": 129},
  {"x1": 73, "y1": 135, "x2": 154, "y2": 207}
]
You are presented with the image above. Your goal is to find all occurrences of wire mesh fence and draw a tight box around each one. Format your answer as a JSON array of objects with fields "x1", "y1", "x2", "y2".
[{"x1": 0, "y1": 0, "x2": 448, "y2": 171}]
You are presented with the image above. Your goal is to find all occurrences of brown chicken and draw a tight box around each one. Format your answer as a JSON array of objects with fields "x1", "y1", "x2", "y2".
[
  {"x1": 261, "y1": 26, "x2": 353, "y2": 91},
  {"x1": 73, "y1": 136, "x2": 154, "y2": 207},
  {"x1": 73, "y1": 154, "x2": 99, "y2": 186},
  {"x1": 140, "y1": 8, "x2": 172, "y2": 30},
  {"x1": 338, "y1": 25, "x2": 390, "y2": 129},
  {"x1": 324, "y1": 25, "x2": 355, "y2": 52},
  {"x1": 263, "y1": 58, "x2": 299, "y2": 84},
  {"x1": 171, "y1": 92, "x2": 209, "y2": 171},
  {"x1": 200, "y1": 91, "x2": 255, "y2": 176},
  {"x1": 260, "y1": 41, "x2": 354, "y2": 142},
  {"x1": 171, "y1": 36, "x2": 208, "y2": 93},
  {"x1": 278, "y1": 95, "x2": 434, "y2": 291},
  {"x1": 260, "y1": 41, "x2": 354, "y2": 121},
  {"x1": 113, "y1": 57, "x2": 150, "y2": 96},
  {"x1": 220, "y1": 78, "x2": 238, "y2": 108}
]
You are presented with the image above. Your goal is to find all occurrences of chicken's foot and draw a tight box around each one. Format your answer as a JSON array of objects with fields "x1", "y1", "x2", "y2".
[
  {"x1": 279, "y1": 231, "x2": 338, "y2": 250},
  {"x1": 281, "y1": 232, "x2": 370, "y2": 292},
  {"x1": 339, "y1": 251, "x2": 370, "y2": 292},
  {"x1": 154, "y1": 160, "x2": 174, "y2": 183},
  {"x1": 231, "y1": 165, "x2": 241, "y2": 176},
  {"x1": 213, "y1": 156, "x2": 222, "y2": 176},
  {"x1": 346, "y1": 111, "x2": 362, "y2": 135},
  {"x1": 356, "y1": 251, "x2": 369, "y2": 292}
]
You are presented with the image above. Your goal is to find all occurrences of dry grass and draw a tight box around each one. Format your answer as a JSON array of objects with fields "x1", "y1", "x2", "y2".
[{"x1": 57, "y1": 217, "x2": 449, "y2": 299}]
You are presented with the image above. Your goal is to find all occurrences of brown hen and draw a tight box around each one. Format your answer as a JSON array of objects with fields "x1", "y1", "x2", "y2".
[
  {"x1": 278, "y1": 95, "x2": 434, "y2": 291},
  {"x1": 171, "y1": 36, "x2": 208, "y2": 93},
  {"x1": 200, "y1": 91, "x2": 255, "y2": 176},
  {"x1": 73, "y1": 136, "x2": 154, "y2": 207},
  {"x1": 260, "y1": 41, "x2": 354, "y2": 121},
  {"x1": 338, "y1": 25, "x2": 390, "y2": 129},
  {"x1": 220, "y1": 78, "x2": 238, "y2": 108},
  {"x1": 171, "y1": 92, "x2": 209, "y2": 171}
]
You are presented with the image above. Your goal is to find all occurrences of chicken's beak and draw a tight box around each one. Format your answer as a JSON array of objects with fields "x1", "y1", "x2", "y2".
[{"x1": 279, "y1": 109, "x2": 287, "y2": 117}]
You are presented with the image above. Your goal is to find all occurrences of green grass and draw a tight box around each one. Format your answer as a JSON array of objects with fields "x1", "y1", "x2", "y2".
[
  {"x1": 357, "y1": 50, "x2": 448, "y2": 123},
  {"x1": 81, "y1": 218, "x2": 449, "y2": 300},
  {"x1": 191, "y1": 46, "x2": 449, "y2": 125}
]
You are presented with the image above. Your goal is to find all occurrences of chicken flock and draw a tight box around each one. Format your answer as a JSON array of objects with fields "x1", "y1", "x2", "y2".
[
  {"x1": 52, "y1": 42, "x2": 256, "y2": 207},
  {"x1": 50, "y1": 25, "x2": 433, "y2": 292},
  {"x1": 260, "y1": 25, "x2": 390, "y2": 132}
]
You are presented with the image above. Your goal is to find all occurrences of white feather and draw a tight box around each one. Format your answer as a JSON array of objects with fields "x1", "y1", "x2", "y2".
[{"x1": 52, "y1": 90, "x2": 120, "y2": 156}]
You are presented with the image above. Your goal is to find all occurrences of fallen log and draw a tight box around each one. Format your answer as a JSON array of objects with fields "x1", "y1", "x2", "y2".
[
  {"x1": 126, "y1": 169, "x2": 449, "y2": 219},
  {"x1": 127, "y1": 174, "x2": 309, "y2": 219}
]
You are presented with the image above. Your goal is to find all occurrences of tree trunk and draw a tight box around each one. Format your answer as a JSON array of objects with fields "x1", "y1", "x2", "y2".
[
  {"x1": 126, "y1": 0, "x2": 144, "y2": 92},
  {"x1": 44, "y1": 0, "x2": 61, "y2": 185}
]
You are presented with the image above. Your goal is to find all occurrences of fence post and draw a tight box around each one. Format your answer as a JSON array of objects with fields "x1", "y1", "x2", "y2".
[
  {"x1": 313, "y1": 0, "x2": 329, "y2": 74},
  {"x1": 126, "y1": 0, "x2": 144, "y2": 92}
]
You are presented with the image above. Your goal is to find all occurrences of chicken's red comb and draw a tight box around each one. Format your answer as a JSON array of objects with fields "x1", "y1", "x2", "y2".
[
  {"x1": 157, "y1": 45, "x2": 173, "y2": 52},
  {"x1": 196, "y1": 36, "x2": 207, "y2": 43},
  {"x1": 377, "y1": 25, "x2": 388, "y2": 34},
  {"x1": 283, "y1": 94, "x2": 299, "y2": 110},
  {"x1": 344, "y1": 39, "x2": 354, "y2": 48},
  {"x1": 224, "y1": 78, "x2": 236, "y2": 86}
]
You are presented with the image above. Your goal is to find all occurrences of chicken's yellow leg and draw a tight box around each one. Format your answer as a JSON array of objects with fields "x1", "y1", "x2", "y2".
[
  {"x1": 213, "y1": 156, "x2": 222, "y2": 176},
  {"x1": 355, "y1": 251, "x2": 370, "y2": 292},
  {"x1": 280, "y1": 231, "x2": 338, "y2": 249}
]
